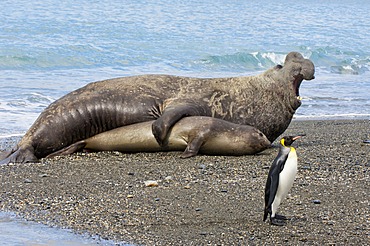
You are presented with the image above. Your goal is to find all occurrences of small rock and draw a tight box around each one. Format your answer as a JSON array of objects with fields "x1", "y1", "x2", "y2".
[
  {"x1": 195, "y1": 208, "x2": 202, "y2": 211},
  {"x1": 312, "y1": 199, "x2": 321, "y2": 204},
  {"x1": 199, "y1": 164, "x2": 206, "y2": 169},
  {"x1": 184, "y1": 185, "x2": 191, "y2": 189},
  {"x1": 39, "y1": 173, "x2": 49, "y2": 178},
  {"x1": 327, "y1": 220, "x2": 335, "y2": 225},
  {"x1": 127, "y1": 195, "x2": 134, "y2": 198},
  {"x1": 24, "y1": 179, "x2": 32, "y2": 183},
  {"x1": 144, "y1": 180, "x2": 159, "y2": 187},
  {"x1": 164, "y1": 176, "x2": 173, "y2": 182}
]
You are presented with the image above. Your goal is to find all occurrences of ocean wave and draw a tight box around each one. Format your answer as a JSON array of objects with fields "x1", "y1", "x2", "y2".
[
  {"x1": 3, "y1": 92, "x2": 53, "y2": 109},
  {"x1": 303, "y1": 47, "x2": 370, "y2": 75},
  {"x1": 25, "y1": 92, "x2": 54, "y2": 104},
  {"x1": 0, "y1": 53, "x2": 94, "y2": 70},
  {"x1": 2, "y1": 45, "x2": 369, "y2": 76},
  {"x1": 197, "y1": 48, "x2": 370, "y2": 75},
  {"x1": 197, "y1": 51, "x2": 286, "y2": 71}
]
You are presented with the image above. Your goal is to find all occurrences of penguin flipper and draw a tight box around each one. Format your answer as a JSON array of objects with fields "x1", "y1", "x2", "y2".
[
  {"x1": 267, "y1": 164, "x2": 281, "y2": 209},
  {"x1": 264, "y1": 164, "x2": 280, "y2": 221},
  {"x1": 263, "y1": 207, "x2": 269, "y2": 221}
]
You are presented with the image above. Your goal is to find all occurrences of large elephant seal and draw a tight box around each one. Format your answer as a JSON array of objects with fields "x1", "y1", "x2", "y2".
[
  {"x1": 0, "y1": 52, "x2": 314, "y2": 164},
  {"x1": 47, "y1": 116, "x2": 271, "y2": 158}
]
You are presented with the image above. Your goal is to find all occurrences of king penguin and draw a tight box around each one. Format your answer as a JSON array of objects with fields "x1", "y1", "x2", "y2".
[{"x1": 263, "y1": 135, "x2": 305, "y2": 226}]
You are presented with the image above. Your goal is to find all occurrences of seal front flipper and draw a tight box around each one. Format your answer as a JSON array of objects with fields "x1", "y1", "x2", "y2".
[
  {"x1": 0, "y1": 147, "x2": 38, "y2": 165},
  {"x1": 152, "y1": 99, "x2": 209, "y2": 146},
  {"x1": 46, "y1": 140, "x2": 87, "y2": 158},
  {"x1": 180, "y1": 134, "x2": 205, "y2": 158}
]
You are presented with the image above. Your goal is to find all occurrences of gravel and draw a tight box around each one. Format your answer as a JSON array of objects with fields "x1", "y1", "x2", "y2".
[{"x1": 1, "y1": 119, "x2": 369, "y2": 245}]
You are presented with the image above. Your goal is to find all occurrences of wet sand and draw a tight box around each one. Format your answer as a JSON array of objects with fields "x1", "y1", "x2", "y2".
[{"x1": 1, "y1": 119, "x2": 369, "y2": 245}]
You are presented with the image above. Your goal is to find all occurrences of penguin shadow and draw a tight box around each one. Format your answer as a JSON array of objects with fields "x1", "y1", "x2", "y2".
[{"x1": 289, "y1": 216, "x2": 308, "y2": 223}]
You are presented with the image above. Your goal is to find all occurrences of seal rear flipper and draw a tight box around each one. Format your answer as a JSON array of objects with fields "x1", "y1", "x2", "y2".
[
  {"x1": 0, "y1": 150, "x2": 12, "y2": 161},
  {"x1": 0, "y1": 147, "x2": 38, "y2": 164},
  {"x1": 46, "y1": 141, "x2": 87, "y2": 158}
]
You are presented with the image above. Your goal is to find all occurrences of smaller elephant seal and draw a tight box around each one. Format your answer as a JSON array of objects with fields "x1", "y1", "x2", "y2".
[{"x1": 48, "y1": 116, "x2": 271, "y2": 158}]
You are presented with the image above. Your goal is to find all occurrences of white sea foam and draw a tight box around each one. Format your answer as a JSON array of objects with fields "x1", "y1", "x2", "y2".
[
  {"x1": 0, "y1": 133, "x2": 24, "y2": 139},
  {"x1": 259, "y1": 52, "x2": 286, "y2": 66}
]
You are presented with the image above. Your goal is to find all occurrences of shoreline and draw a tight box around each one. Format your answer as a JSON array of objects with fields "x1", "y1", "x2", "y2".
[
  {"x1": 1, "y1": 119, "x2": 369, "y2": 245},
  {"x1": 293, "y1": 115, "x2": 370, "y2": 121}
]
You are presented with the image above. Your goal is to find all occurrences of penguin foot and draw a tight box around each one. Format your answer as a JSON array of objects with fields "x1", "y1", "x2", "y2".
[
  {"x1": 270, "y1": 217, "x2": 286, "y2": 226},
  {"x1": 275, "y1": 214, "x2": 289, "y2": 220}
]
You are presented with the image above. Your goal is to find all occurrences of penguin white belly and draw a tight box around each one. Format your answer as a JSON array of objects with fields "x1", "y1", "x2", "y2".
[{"x1": 271, "y1": 149, "x2": 298, "y2": 216}]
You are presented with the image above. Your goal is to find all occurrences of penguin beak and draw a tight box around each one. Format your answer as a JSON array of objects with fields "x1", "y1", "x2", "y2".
[{"x1": 292, "y1": 134, "x2": 306, "y2": 141}]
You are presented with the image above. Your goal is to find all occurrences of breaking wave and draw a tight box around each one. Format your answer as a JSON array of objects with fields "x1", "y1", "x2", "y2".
[
  {"x1": 1, "y1": 45, "x2": 369, "y2": 76},
  {"x1": 197, "y1": 47, "x2": 370, "y2": 75}
]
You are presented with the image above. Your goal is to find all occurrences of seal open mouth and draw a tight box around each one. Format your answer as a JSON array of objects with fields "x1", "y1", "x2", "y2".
[
  {"x1": 293, "y1": 74, "x2": 304, "y2": 100},
  {"x1": 293, "y1": 72, "x2": 315, "y2": 101}
]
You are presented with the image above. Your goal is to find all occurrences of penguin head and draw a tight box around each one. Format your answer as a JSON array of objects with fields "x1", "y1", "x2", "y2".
[{"x1": 280, "y1": 134, "x2": 305, "y2": 147}]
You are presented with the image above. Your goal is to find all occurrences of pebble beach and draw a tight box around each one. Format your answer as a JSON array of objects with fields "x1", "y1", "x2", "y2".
[{"x1": 1, "y1": 119, "x2": 369, "y2": 245}]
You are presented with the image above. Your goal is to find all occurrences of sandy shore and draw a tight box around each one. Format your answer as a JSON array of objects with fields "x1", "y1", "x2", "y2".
[{"x1": 1, "y1": 119, "x2": 369, "y2": 245}]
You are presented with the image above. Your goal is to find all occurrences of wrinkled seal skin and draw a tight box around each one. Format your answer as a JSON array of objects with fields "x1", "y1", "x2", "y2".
[
  {"x1": 47, "y1": 116, "x2": 271, "y2": 158},
  {"x1": 0, "y1": 52, "x2": 314, "y2": 164}
]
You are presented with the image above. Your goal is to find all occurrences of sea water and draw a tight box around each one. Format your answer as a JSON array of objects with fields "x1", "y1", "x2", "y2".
[
  {"x1": 0, "y1": 0, "x2": 369, "y2": 244},
  {"x1": 0, "y1": 212, "x2": 121, "y2": 246}
]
